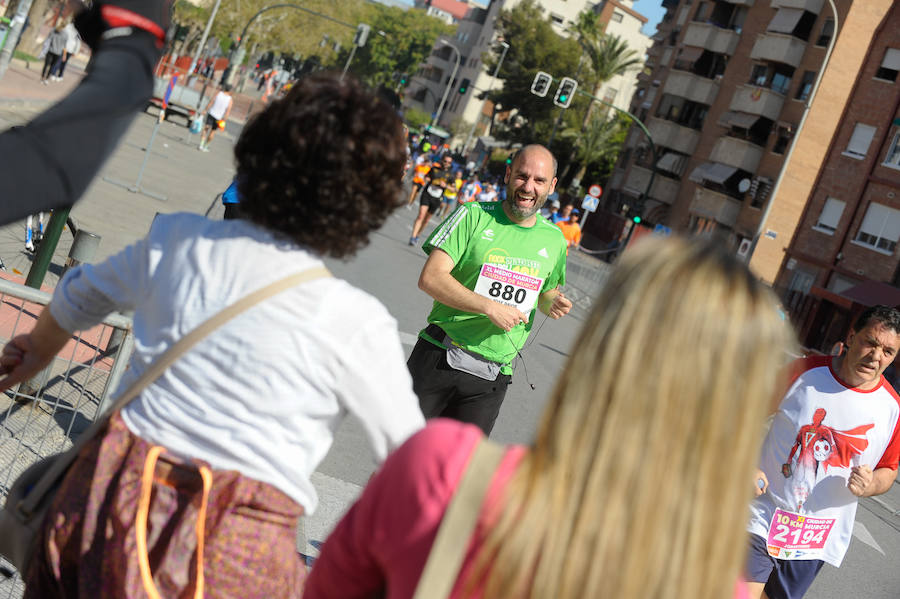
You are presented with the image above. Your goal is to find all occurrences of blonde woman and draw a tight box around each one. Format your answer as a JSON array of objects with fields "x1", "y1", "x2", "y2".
[{"x1": 304, "y1": 236, "x2": 795, "y2": 599}]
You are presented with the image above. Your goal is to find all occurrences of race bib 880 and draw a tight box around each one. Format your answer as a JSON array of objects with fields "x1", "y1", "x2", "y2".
[{"x1": 473, "y1": 264, "x2": 544, "y2": 315}]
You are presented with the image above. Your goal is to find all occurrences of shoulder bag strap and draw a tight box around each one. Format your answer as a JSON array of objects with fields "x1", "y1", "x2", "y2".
[
  {"x1": 412, "y1": 439, "x2": 506, "y2": 599},
  {"x1": 18, "y1": 266, "x2": 331, "y2": 516}
]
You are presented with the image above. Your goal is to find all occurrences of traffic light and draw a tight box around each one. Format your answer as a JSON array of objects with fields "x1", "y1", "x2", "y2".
[
  {"x1": 530, "y1": 71, "x2": 552, "y2": 97},
  {"x1": 506, "y1": 156, "x2": 513, "y2": 165},
  {"x1": 554, "y1": 77, "x2": 578, "y2": 108},
  {"x1": 633, "y1": 215, "x2": 642, "y2": 224},
  {"x1": 399, "y1": 73, "x2": 408, "y2": 85},
  {"x1": 353, "y1": 23, "x2": 371, "y2": 47},
  {"x1": 458, "y1": 78, "x2": 470, "y2": 94}
]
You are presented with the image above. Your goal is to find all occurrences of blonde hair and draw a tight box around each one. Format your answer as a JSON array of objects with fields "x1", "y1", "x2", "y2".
[{"x1": 470, "y1": 236, "x2": 795, "y2": 599}]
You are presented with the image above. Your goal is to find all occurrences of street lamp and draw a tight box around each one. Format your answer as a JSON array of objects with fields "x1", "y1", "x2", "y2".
[
  {"x1": 430, "y1": 39, "x2": 460, "y2": 131},
  {"x1": 462, "y1": 40, "x2": 509, "y2": 154}
]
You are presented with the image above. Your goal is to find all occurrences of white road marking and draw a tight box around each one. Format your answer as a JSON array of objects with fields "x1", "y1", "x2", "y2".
[{"x1": 852, "y1": 522, "x2": 885, "y2": 556}]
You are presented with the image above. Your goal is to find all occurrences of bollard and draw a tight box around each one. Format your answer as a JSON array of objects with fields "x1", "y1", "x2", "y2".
[{"x1": 63, "y1": 229, "x2": 101, "y2": 277}]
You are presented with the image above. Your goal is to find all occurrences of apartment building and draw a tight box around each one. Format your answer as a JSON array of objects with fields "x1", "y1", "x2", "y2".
[
  {"x1": 759, "y1": 3, "x2": 900, "y2": 351},
  {"x1": 608, "y1": 0, "x2": 848, "y2": 248},
  {"x1": 404, "y1": 0, "x2": 650, "y2": 149}
]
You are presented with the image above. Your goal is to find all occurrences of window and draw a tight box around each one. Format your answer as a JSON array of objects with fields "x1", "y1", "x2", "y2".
[
  {"x1": 814, "y1": 197, "x2": 845, "y2": 234},
  {"x1": 795, "y1": 70, "x2": 815, "y2": 101},
  {"x1": 772, "y1": 125, "x2": 794, "y2": 154},
  {"x1": 611, "y1": 11, "x2": 624, "y2": 23},
  {"x1": 693, "y1": 1, "x2": 710, "y2": 22},
  {"x1": 875, "y1": 48, "x2": 900, "y2": 82},
  {"x1": 884, "y1": 131, "x2": 900, "y2": 169},
  {"x1": 816, "y1": 18, "x2": 834, "y2": 47},
  {"x1": 844, "y1": 123, "x2": 877, "y2": 159},
  {"x1": 855, "y1": 203, "x2": 900, "y2": 253},
  {"x1": 749, "y1": 63, "x2": 794, "y2": 95}
]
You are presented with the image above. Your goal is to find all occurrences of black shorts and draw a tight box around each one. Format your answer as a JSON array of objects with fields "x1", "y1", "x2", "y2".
[
  {"x1": 205, "y1": 113, "x2": 219, "y2": 128},
  {"x1": 407, "y1": 326, "x2": 511, "y2": 436},
  {"x1": 420, "y1": 190, "x2": 443, "y2": 213},
  {"x1": 745, "y1": 533, "x2": 825, "y2": 599}
]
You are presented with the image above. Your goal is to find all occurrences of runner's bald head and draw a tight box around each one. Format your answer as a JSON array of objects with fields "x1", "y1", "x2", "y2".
[{"x1": 511, "y1": 145, "x2": 557, "y2": 177}]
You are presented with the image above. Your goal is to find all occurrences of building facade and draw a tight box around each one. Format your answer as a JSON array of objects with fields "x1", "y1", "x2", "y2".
[
  {"x1": 608, "y1": 0, "x2": 849, "y2": 250},
  {"x1": 404, "y1": 0, "x2": 650, "y2": 150},
  {"x1": 765, "y1": 3, "x2": 900, "y2": 351}
]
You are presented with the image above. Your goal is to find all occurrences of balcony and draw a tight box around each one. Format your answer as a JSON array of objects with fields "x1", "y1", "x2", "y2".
[
  {"x1": 689, "y1": 187, "x2": 742, "y2": 228},
  {"x1": 750, "y1": 33, "x2": 807, "y2": 68},
  {"x1": 623, "y1": 165, "x2": 681, "y2": 204},
  {"x1": 772, "y1": 0, "x2": 823, "y2": 13},
  {"x1": 710, "y1": 136, "x2": 764, "y2": 173},
  {"x1": 683, "y1": 22, "x2": 740, "y2": 56},
  {"x1": 663, "y1": 70, "x2": 720, "y2": 106},
  {"x1": 648, "y1": 116, "x2": 701, "y2": 156},
  {"x1": 729, "y1": 84, "x2": 786, "y2": 121}
]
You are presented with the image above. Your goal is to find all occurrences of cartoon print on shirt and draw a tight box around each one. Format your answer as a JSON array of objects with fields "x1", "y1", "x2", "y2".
[{"x1": 781, "y1": 407, "x2": 874, "y2": 511}]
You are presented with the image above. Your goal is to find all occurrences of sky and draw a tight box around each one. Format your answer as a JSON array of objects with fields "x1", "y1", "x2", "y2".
[{"x1": 632, "y1": 0, "x2": 666, "y2": 35}]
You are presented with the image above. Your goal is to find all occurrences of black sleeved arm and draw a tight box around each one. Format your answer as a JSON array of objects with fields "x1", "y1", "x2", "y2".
[{"x1": 0, "y1": 30, "x2": 159, "y2": 225}]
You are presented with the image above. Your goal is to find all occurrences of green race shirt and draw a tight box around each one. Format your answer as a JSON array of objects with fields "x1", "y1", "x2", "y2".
[{"x1": 421, "y1": 202, "x2": 567, "y2": 371}]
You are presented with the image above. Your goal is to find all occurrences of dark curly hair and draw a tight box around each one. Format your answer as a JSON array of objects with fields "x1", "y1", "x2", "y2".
[{"x1": 234, "y1": 73, "x2": 406, "y2": 258}]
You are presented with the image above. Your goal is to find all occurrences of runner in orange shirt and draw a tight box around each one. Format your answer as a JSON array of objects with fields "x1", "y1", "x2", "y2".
[{"x1": 556, "y1": 209, "x2": 581, "y2": 251}]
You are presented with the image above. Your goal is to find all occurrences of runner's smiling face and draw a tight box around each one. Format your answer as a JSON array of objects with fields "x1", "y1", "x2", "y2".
[
  {"x1": 504, "y1": 148, "x2": 557, "y2": 223},
  {"x1": 837, "y1": 321, "x2": 900, "y2": 390}
]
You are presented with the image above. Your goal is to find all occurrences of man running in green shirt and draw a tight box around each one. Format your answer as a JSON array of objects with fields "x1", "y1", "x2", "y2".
[{"x1": 407, "y1": 145, "x2": 572, "y2": 435}]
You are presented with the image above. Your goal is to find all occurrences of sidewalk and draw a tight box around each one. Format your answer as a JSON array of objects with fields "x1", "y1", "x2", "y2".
[
  {"x1": 0, "y1": 56, "x2": 266, "y2": 125},
  {"x1": 0, "y1": 57, "x2": 88, "y2": 104}
]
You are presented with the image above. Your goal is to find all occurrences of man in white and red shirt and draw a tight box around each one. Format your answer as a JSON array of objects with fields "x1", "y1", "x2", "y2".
[{"x1": 747, "y1": 305, "x2": 900, "y2": 599}]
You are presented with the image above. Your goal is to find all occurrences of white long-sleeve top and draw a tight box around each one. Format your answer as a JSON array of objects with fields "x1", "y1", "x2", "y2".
[{"x1": 50, "y1": 213, "x2": 424, "y2": 513}]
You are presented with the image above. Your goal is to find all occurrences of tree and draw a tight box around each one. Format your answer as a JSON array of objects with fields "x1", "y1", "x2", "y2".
[
  {"x1": 560, "y1": 113, "x2": 628, "y2": 192},
  {"x1": 559, "y1": 9, "x2": 642, "y2": 183},
  {"x1": 331, "y1": 4, "x2": 451, "y2": 88},
  {"x1": 484, "y1": 0, "x2": 583, "y2": 145}
]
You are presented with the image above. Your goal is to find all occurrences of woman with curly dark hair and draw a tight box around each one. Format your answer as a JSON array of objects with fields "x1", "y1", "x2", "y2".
[{"x1": 0, "y1": 73, "x2": 424, "y2": 598}]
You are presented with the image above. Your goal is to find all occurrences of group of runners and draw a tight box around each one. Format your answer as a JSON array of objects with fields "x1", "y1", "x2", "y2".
[{"x1": 406, "y1": 151, "x2": 501, "y2": 246}]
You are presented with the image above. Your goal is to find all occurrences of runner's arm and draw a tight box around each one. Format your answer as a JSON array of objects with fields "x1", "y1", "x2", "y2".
[
  {"x1": 848, "y1": 465, "x2": 897, "y2": 497},
  {"x1": 419, "y1": 249, "x2": 527, "y2": 332}
]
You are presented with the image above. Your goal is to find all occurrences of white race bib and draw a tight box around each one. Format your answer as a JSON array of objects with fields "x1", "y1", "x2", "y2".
[{"x1": 473, "y1": 264, "x2": 544, "y2": 315}]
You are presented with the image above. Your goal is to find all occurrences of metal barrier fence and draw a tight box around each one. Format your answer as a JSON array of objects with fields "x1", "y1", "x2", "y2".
[
  {"x1": 562, "y1": 247, "x2": 615, "y2": 318},
  {"x1": 0, "y1": 278, "x2": 134, "y2": 597}
]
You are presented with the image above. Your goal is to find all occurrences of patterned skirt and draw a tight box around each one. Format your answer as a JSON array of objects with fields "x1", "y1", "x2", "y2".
[{"x1": 24, "y1": 413, "x2": 306, "y2": 598}]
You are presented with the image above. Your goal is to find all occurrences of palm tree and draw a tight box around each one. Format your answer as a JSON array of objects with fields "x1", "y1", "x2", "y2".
[
  {"x1": 561, "y1": 10, "x2": 642, "y2": 185},
  {"x1": 561, "y1": 113, "x2": 627, "y2": 190}
]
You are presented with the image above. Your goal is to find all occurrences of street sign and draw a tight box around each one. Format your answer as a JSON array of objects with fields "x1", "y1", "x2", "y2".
[
  {"x1": 588, "y1": 184, "x2": 602, "y2": 198},
  {"x1": 581, "y1": 194, "x2": 599, "y2": 213},
  {"x1": 654, "y1": 223, "x2": 672, "y2": 236}
]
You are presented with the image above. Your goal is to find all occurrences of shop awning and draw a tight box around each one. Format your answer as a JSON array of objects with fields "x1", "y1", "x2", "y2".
[
  {"x1": 689, "y1": 162, "x2": 713, "y2": 183},
  {"x1": 840, "y1": 280, "x2": 900, "y2": 308},
  {"x1": 767, "y1": 8, "x2": 805, "y2": 35},
  {"x1": 705, "y1": 163, "x2": 739, "y2": 184},
  {"x1": 678, "y1": 45, "x2": 704, "y2": 63},
  {"x1": 723, "y1": 111, "x2": 761, "y2": 129}
]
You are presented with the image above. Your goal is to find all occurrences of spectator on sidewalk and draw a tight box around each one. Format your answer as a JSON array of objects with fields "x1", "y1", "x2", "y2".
[
  {"x1": 40, "y1": 25, "x2": 68, "y2": 84},
  {"x1": 49, "y1": 22, "x2": 82, "y2": 81},
  {"x1": 0, "y1": 73, "x2": 423, "y2": 597}
]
